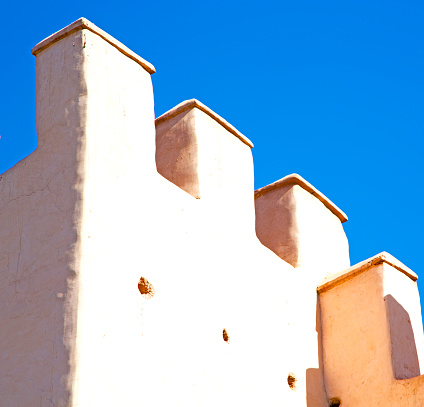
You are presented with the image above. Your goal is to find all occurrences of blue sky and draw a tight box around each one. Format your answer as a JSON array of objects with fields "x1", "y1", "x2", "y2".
[{"x1": 1, "y1": 1, "x2": 423, "y2": 297}]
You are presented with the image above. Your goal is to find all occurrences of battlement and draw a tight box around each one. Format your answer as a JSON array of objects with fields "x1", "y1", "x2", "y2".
[
  {"x1": 254, "y1": 173, "x2": 349, "y2": 275},
  {"x1": 319, "y1": 252, "x2": 424, "y2": 404},
  {"x1": 1, "y1": 18, "x2": 423, "y2": 407},
  {"x1": 155, "y1": 99, "x2": 253, "y2": 148},
  {"x1": 318, "y1": 251, "x2": 418, "y2": 293},
  {"x1": 32, "y1": 17, "x2": 156, "y2": 73},
  {"x1": 254, "y1": 173, "x2": 347, "y2": 223}
]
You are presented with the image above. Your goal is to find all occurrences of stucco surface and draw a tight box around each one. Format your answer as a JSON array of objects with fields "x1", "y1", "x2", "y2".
[
  {"x1": 1, "y1": 17, "x2": 423, "y2": 407},
  {"x1": 319, "y1": 256, "x2": 424, "y2": 406},
  {"x1": 0, "y1": 30, "x2": 86, "y2": 406},
  {"x1": 255, "y1": 178, "x2": 350, "y2": 277},
  {"x1": 1, "y1": 20, "x2": 329, "y2": 407},
  {"x1": 156, "y1": 109, "x2": 200, "y2": 198}
]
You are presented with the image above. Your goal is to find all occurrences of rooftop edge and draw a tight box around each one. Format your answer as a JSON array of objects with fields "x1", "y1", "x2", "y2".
[
  {"x1": 254, "y1": 174, "x2": 348, "y2": 223},
  {"x1": 31, "y1": 18, "x2": 156, "y2": 75},
  {"x1": 317, "y1": 252, "x2": 418, "y2": 293},
  {"x1": 155, "y1": 99, "x2": 254, "y2": 149}
]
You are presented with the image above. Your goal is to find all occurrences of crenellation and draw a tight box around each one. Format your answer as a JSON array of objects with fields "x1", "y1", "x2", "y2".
[
  {"x1": 155, "y1": 99, "x2": 253, "y2": 148},
  {"x1": 1, "y1": 17, "x2": 423, "y2": 407},
  {"x1": 318, "y1": 251, "x2": 418, "y2": 293},
  {"x1": 254, "y1": 173, "x2": 347, "y2": 223},
  {"x1": 32, "y1": 18, "x2": 156, "y2": 74},
  {"x1": 320, "y1": 256, "x2": 424, "y2": 405},
  {"x1": 255, "y1": 173, "x2": 350, "y2": 277}
]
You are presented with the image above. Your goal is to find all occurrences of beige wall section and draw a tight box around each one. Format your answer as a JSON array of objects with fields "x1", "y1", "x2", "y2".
[
  {"x1": 1, "y1": 18, "x2": 331, "y2": 407},
  {"x1": 0, "y1": 19, "x2": 159, "y2": 406},
  {"x1": 6, "y1": 16, "x2": 424, "y2": 407},
  {"x1": 155, "y1": 108, "x2": 200, "y2": 198},
  {"x1": 318, "y1": 253, "x2": 424, "y2": 406},
  {"x1": 155, "y1": 100, "x2": 255, "y2": 235},
  {"x1": 0, "y1": 30, "x2": 87, "y2": 406},
  {"x1": 71, "y1": 27, "x2": 159, "y2": 406},
  {"x1": 319, "y1": 262, "x2": 394, "y2": 405},
  {"x1": 255, "y1": 174, "x2": 350, "y2": 277},
  {"x1": 154, "y1": 101, "x2": 329, "y2": 406}
]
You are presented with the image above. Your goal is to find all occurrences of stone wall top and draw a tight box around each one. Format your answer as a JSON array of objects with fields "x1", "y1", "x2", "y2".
[
  {"x1": 31, "y1": 17, "x2": 156, "y2": 74},
  {"x1": 317, "y1": 251, "x2": 418, "y2": 293},
  {"x1": 155, "y1": 99, "x2": 254, "y2": 148},
  {"x1": 254, "y1": 173, "x2": 348, "y2": 223}
]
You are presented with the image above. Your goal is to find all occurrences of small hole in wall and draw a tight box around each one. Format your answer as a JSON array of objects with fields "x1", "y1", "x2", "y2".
[
  {"x1": 287, "y1": 373, "x2": 296, "y2": 390},
  {"x1": 138, "y1": 276, "x2": 154, "y2": 298},
  {"x1": 222, "y1": 328, "x2": 230, "y2": 343},
  {"x1": 328, "y1": 397, "x2": 341, "y2": 407}
]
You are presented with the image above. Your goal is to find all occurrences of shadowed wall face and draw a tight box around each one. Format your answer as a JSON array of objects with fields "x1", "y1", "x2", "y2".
[
  {"x1": 0, "y1": 30, "x2": 87, "y2": 407},
  {"x1": 385, "y1": 294, "x2": 420, "y2": 379},
  {"x1": 255, "y1": 181, "x2": 350, "y2": 278},
  {"x1": 155, "y1": 109, "x2": 200, "y2": 198}
]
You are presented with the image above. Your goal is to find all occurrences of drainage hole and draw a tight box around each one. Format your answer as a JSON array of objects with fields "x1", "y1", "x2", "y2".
[
  {"x1": 329, "y1": 397, "x2": 341, "y2": 407},
  {"x1": 138, "y1": 276, "x2": 154, "y2": 298},
  {"x1": 287, "y1": 373, "x2": 296, "y2": 390}
]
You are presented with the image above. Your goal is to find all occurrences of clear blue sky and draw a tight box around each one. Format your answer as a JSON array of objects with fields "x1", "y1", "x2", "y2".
[{"x1": 1, "y1": 1, "x2": 423, "y2": 297}]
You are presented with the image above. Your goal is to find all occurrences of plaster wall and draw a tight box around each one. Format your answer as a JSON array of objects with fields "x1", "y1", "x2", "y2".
[
  {"x1": 70, "y1": 27, "x2": 159, "y2": 406},
  {"x1": 154, "y1": 100, "x2": 330, "y2": 407},
  {"x1": 0, "y1": 30, "x2": 86, "y2": 407},
  {"x1": 0, "y1": 19, "x2": 331, "y2": 407},
  {"x1": 4, "y1": 17, "x2": 423, "y2": 407},
  {"x1": 255, "y1": 179, "x2": 350, "y2": 278},
  {"x1": 319, "y1": 257, "x2": 424, "y2": 406},
  {"x1": 156, "y1": 103, "x2": 255, "y2": 235},
  {"x1": 320, "y1": 263, "x2": 394, "y2": 405},
  {"x1": 155, "y1": 109, "x2": 200, "y2": 198},
  {"x1": 383, "y1": 264, "x2": 424, "y2": 379}
]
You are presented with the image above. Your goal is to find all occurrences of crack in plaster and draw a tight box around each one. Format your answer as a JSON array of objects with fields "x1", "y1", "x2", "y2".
[{"x1": 0, "y1": 164, "x2": 75, "y2": 214}]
